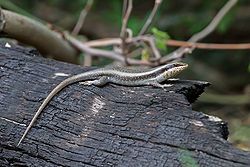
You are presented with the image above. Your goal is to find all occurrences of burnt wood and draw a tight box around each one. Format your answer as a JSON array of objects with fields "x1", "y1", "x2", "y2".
[{"x1": 0, "y1": 43, "x2": 249, "y2": 167}]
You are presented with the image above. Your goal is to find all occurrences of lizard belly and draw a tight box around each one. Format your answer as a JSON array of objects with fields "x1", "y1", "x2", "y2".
[{"x1": 108, "y1": 76, "x2": 153, "y2": 86}]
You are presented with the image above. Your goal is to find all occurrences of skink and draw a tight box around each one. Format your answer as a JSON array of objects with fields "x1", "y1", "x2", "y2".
[{"x1": 17, "y1": 62, "x2": 188, "y2": 146}]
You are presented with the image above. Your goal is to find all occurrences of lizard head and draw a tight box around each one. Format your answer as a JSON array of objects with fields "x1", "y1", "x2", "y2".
[{"x1": 163, "y1": 62, "x2": 188, "y2": 79}]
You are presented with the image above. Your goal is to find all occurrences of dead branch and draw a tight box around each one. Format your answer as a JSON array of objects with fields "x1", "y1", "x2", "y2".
[
  {"x1": 65, "y1": 33, "x2": 151, "y2": 66},
  {"x1": 85, "y1": 38, "x2": 121, "y2": 47},
  {"x1": 120, "y1": 0, "x2": 132, "y2": 39},
  {"x1": 122, "y1": 0, "x2": 128, "y2": 18},
  {"x1": 83, "y1": 54, "x2": 92, "y2": 66},
  {"x1": 72, "y1": 0, "x2": 94, "y2": 36},
  {"x1": 72, "y1": 0, "x2": 94, "y2": 66},
  {"x1": 167, "y1": 39, "x2": 250, "y2": 50},
  {"x1": 86, "y1": 38, "x2": 250, "y2": 50},
  {"x1": 139, "y1": 0, "x2": 162, "y2": 35},
  {"x1": 120, "y1": 0, "x2": 133, "y2": 61},
  {"x1": 1, "y1": 0, "x2": 242, "y2": 68},
  {"x1": 131, "y1": 35, "x2": 161, "y2": 60},
  {"x1": 160, "y1": 0, "x2": 238, "y2": 63},
  {"x1": 0, "y1": 9, "x2": 78, "y2": 64},
  {"x1": 189, "y1": 0, "x2": 238, "y2": 43}
]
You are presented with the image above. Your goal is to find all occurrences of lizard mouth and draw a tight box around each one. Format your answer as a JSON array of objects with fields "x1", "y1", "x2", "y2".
[
  {"x1": 165, "y1": 62, "x2": 188, "y2": 78},
  {"x1": 174, "y1": 62, "x2": 188, "y2": 68},
  {"x1": 173, "y1": 63, "x2": 188, "y2": 74}
]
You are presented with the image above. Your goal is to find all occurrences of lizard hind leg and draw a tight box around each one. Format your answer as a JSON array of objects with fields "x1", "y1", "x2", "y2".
[{"x1": 80, "y1": 76, "x2": 109, "y2": 87}]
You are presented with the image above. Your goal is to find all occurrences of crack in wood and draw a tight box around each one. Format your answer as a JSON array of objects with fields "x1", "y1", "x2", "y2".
[{"x1": 0, "y1": 117, "x2": 26, "y2": 126}]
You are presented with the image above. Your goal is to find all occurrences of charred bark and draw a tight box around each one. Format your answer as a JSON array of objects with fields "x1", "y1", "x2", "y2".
[{"x1": 0, "y1": 43, "x2": 249, "y2": 167}]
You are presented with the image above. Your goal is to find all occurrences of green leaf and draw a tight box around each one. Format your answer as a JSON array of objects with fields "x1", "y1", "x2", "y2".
[
  {"x1": 152, "y1": 27, "x2": 169, "y2": 39},
  {"x1": 155, "y1": 38, "x2": 167, "y2": 51},
  {"x1": 141, "y1": 49, "x2": 150, "y2": 61},
  {"x1": 248, "y1": 64, "x2": 250, "y2": 72},
  {"x1": 151, "y1": 27, "x2": 170, "y2": 52}
]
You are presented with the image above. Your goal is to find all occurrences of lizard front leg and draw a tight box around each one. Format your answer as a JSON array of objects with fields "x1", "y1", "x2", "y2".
[{"x1": 147, "y1": 82, "x2": 172, "y2": 89}]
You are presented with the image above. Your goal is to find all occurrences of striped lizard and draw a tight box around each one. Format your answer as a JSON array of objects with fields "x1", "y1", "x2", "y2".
[{"x1": 17, "y1": 62, "x2": 188, "y2": 146}]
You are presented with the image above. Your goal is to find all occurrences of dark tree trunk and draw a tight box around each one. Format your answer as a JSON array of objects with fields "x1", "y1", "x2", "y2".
[{"x1": 0, "y1": 43, "x2": 249, "y2": 167}]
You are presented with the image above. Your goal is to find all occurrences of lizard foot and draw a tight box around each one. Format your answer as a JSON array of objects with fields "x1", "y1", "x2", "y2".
[
  {"x1": 79, "y1": 81, "x2": 96, "y2": 86},
  {"x1": 149, "y1": 82, "x2": 173, "y2": 89}
]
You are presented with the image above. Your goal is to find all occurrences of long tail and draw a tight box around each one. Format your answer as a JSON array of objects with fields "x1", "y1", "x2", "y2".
[{"x1": 17, "y1": 74, "x2": 88, "y2": 146}]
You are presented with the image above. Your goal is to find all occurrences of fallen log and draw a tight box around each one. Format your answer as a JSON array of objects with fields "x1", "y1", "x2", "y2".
[{"x1": 0, "y1": 43, "x2": 249, "y2": 167}]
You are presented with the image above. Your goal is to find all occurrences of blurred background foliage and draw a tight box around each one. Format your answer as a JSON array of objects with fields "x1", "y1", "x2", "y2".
[{"x1": 0, "y1": 0, "x2": 249, "y2": 150}]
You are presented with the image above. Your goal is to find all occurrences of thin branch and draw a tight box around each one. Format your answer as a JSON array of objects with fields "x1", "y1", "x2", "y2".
[
  {"x1": 120, "y1": 0, "x2": 133, "y2": 60},
  {"x1": 72, "y1": 0, "x2": 94, "y2": 35},
  {"x1": 161, "y1": 0, "x2": 238, "y2": 63},
  {"x1": 132, "y1": 36, "x2": 161, "y2": 60},
  {"x1": 139, "y1": 0, "x2": 162, "y2": 35},
  {"x1": 120, "y1": 0, "x2": 132, "y2": 38},
  {"x1": 85, "y1": 38, "x2": 121, "y2": 47},
  {"x1": 85, "y1": 36, "x2": 250, "y2": 50},
  {"x1": 66, "y1": 34, "x2": 124, "y2": 61},
  {"x1": 188, "y1": 0, "x2": 238, "y2": 43},
  {"x1": 167, "y1": 39, "x2": 250, "y2": 50},
  {"x1": 85, "y1": 36, "x2": 161, "y2": 60},
  {"x1": 83, "y1": 54, "x2": 92, "y2": 66},
  {"x1": 65, "y1": 33, "x2": 151, "y2": 66},
  {"x1": 85, "y1": 37, "x2": 250, "y2": 51},
  {"x1": 127, "y1": 47, "x2": 143, "y2": 58},
  {"x1": 122, "y1": 0, "x2": 128, "y2": 18},
  {"x1": 144, "y1": 36, "x2": 161, "y2": 60}
]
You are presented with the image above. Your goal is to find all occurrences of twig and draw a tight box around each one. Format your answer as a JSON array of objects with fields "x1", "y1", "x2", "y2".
[
  {"x1": 132, "y1": 35, "x2": 161, "y2": 60},
  {"x1": 120, "y1": 0, "x2": 133, "y2": 61},
  {"x1": 85, "y1": 35, "x2": 161, "y2": 60},
  {"x1": 83, "y1": 54, "x2": 92, "y2": 66},
  {"x1": 66, "y1": 34, "x2": 124, "y2": 61},
  {"x1": 120, "y1": 0, "x2": 132, "y2": 39},
  {"x1": 188, "y1": 0, "x2": 238, "y2": 43},
  {"x1": 65, "y1": 33, "x2": 151, "y2": 66},
  {"x1": 72, "y1": 0, "x2": 94, "y2": 35},
  {"x1": 122, "y1": 0, "x2": 128, "y2": 18},
  {"x1": 85, "y1": 38, "x2": 250, "y2": 50},
  {"x1": 167, "y1": 39, "x2": 250, "y2": 50},
  {"x1": 139, "y1": 0, "x2": 162, "y2": 35},
  {"x1": 85, "y1": 38, "x2": 121, "y2": 47},
  {"x1": 161, "y1": 0, "x2": 238, "y2": 63}
]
